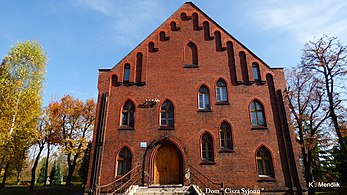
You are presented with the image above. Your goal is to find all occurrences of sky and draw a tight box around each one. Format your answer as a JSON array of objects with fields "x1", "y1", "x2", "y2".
[{"x1": 1, "y1": 0, "x2": 347, "y2": 106}]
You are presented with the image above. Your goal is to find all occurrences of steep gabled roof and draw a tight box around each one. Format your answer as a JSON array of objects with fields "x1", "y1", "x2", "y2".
[
  {"x1": 105, "y1": 2, "x2": 278, "y2": 71},
  {"x1": 185, "y1": 2, "x2": 273, "y2": 69}
]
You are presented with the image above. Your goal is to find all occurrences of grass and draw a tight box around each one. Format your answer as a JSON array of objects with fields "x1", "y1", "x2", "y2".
[
  {"x1": 316, "y1": 192, "x2": 340, "y2": 195},
  {"x1": 315, "y1": 186, "x2": 347, "y2": 195},
  {"x1": 0, "y1": 185, "x2": 84, "y2": 195}
]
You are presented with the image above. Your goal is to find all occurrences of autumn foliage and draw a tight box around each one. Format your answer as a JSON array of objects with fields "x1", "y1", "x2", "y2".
[{"x1": 47, "y1": 95, "x2": 96, "y2": 186}]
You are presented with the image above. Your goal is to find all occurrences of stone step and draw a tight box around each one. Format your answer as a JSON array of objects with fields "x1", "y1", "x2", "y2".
[
  {"x1": 133, "y1": 185, "x2": 190, "y2": 195},
  {"x1": 134, "y1": 193, "x2": 186, "y2": 195}
]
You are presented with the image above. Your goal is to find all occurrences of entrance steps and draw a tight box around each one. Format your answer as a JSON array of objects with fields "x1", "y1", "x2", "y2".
[{"x1": 127, "y1": 185, "x2": 202, "y2": 195}]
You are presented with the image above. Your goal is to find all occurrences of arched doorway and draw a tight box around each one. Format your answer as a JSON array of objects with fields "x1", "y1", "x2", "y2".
[{"x1": 153, "y1": 142, "x2": 183, "y2": 185}]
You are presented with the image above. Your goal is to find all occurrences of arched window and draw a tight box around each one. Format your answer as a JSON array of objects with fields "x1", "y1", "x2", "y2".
[
  {"x1": 201, "y1": 133, "x2": 214, "y2": 162},
  {"x1": 121, "y1": 101, "x2": 135, "y2": 127},
  {"x1": 185, "y1": 42, "x2": 198, "y2": 66},
  {"x1": 198, "y1": 85, "x2": 210, "y2": 110},
  {"x1": 123, "y1": 64, "x2": 130, "y2": 82},
  {"x1": 216, "y1": 79, "x2": 228, "y2": 102},
  {"x1": 256, "y1": 147, "x2": 274, "y2": 177},
  {"x1": 160, "y1": 100, "x2": 174, "y2": 127},
  {"x1": 250, "y1": 100, "x2": 266, "y2": 127},
  {"x1": 220, "y1": 122, "x2": 232, "y2": 150},
  {"x1": 252, "y1": 62, "x2": 261, "y2": 81},
  {"x1": 116, "y1": 147, "x2": 132, "y2": 176}
]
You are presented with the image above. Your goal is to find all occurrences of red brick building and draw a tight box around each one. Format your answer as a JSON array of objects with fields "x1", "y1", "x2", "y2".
[{"x1": 87, "y1": 2, "x2": 304, "y2": 194}]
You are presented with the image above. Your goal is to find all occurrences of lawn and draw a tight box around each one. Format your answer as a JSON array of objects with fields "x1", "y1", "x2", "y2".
[{"x1": 0, "y1": 185, "x2": 84, "y2": 195}]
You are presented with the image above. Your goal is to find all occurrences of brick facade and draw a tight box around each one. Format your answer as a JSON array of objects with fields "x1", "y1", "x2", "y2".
[{"x1": 87, "y1": 2, "x2": 304, "y2": 194}]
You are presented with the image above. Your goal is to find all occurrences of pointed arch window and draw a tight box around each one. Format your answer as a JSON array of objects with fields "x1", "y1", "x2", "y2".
[
  {"x1": 121, "y1": 101, "x2": 135, "y2": 127},
  {"x1": 201, "y1": 133, "x2": 214, "y2": 162},
  {"x1": 160, "y1": 100, "x2": 174, "y2": 128},
  {"x1": 256, "y1": 147, "x2": 274, "y2": 177},
  {"x1": 123, "y1": 64, "x2": 130, "y2": 82},
  {"x1": 220, "y1": 122, "x2": 232, "y2": 150},
  {"x1": 184, "y1": 42, "x2": 198, "y2": 67},
  {"x1": 216, "y1": 79, "x2": 228, "y2": 103},
  {"x1": 116, "y1": 147, "x2": 132, "y2": 176},
  {"x1": 252, "y1": 62, "x2": 261, "y2": 81},
  {"x1": 198, "y1": 85, "x2": 210, "y2": 110},
  {"x1": 250, "y1": 100, "x2": 266, "y2": 127}
]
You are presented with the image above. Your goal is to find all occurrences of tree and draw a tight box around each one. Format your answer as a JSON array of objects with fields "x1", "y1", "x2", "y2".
[
  {"x1": 286, "y1": 65, "x2": 331, "y2": 195},
  {"x1": 37, "y1": 157, "x2": 47, "y2": 184},
  {"x1": 0, "y1": 41, "x2": 47, "y2": 174},
  {"x1": 50, "y1": 159, "x2": 62, "y2": 185},
  {"x1": 47, "y1": 95, "x2": 96, "y2": 186},
  {"x1": 79, "y1": 141, "x2": 92, "y2": 187},
  {"x1": 30, "y1": 117, "x2": 48, "y2": 190},
  {"x1": 43, "y1": 120, "x2": 60, "y2": 186},
  {"x1": 301, "y1": 35, "x2": 347, "y2": 162},
  {"x1": 1, "y1": 162, "x2": 11, "y2": 188},
  {"x1": 12, "y1": 132, "x2": 29, "y2": 185},
  {"x1": 329, "y1": 123, "x2": 347, "y2": 186}
]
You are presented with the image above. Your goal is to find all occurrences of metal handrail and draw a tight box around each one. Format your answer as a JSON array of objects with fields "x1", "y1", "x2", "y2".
[
  {"x1": 188, "y1": 165, "x2": 223, "y2": 186},
  {"x1": 188, "y1": 165, "x2": 224, "y2": 194},
  {"x1": 95, "y1": 165, "x2": 141, "y2": 194},
  {"x1": 109, "y1": 171, "x2": 141, "y2": 194}
]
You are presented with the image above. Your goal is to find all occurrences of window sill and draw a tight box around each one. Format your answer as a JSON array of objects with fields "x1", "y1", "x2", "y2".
[
  {"x1": 215, "y1": 102, "x2": 230, "y2": 105},
  {"x1": 197, "y1": 109, "x2": 211, "y2": 112},
  {"x1": 123, "y1": 81, "x2": 135, "y2": 86},
  {"x1": 251, "y1": 126, "x2": 268, "y2": 130},
  {"x1": 199, "y1": 160, "x2": 216, "y2": 165},
  {"x1": 236, "y1": 81, "x2": 254, "y2": 86},
  {"x1": 255, "y1": 80, "x2": 266, "y2": 85},
  {"x1": 118, "y1": 126, "x2": 135, "y2": 130},
  {"x1": 183, "y1": 64, "x2": 198, "y2": 68},
  {"x1": 134, "y1": 82, "x2": 146, "y2": 86},
  {"x1": 158, "y1": 126, "x2": 175, "y2": 130},
  {"x1": 219, "y1": 148, "x2": 235, "y2": 153},
  {"x1": 113, "y1": 82, "x2": 123, "y2": 86},
  {"x1": 257, "y1": 176, "x2": 276, "y2": 182}
]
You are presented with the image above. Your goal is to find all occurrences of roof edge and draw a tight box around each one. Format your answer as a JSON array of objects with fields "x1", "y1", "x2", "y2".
[{"x1": 99, "y1": 68, "x2": 111, "y2": 72}]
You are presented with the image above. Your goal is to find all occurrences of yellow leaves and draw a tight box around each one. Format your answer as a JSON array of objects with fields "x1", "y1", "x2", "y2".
[
  {"x1": 5, "y1": 40, "x2": 47, "y2": 69},
  {"x1": 0, "y1": 40, "x2": 46, "y2": 151}
]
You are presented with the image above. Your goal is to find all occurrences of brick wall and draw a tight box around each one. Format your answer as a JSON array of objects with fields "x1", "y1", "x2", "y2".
[{"x1": 86, "y1": 2, "x2": 303, "y2": 193}]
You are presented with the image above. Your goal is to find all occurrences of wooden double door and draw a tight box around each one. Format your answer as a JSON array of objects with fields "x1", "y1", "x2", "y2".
[{"x1": 153, "y1": 143, "x2": 182, "y2": 185}]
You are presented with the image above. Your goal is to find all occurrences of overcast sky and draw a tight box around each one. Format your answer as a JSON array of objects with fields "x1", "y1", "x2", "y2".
[{"x1": 1, "y1": 0, "x2": 347, "y2": 105}]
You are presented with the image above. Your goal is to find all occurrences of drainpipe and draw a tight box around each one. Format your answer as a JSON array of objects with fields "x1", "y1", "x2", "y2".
[
  {"x1": 276, "y1": 90, "x2": 302, "y2": 195},
  {"x1": 90, "y1": 92, "x2": 108, "y2": 195}
]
